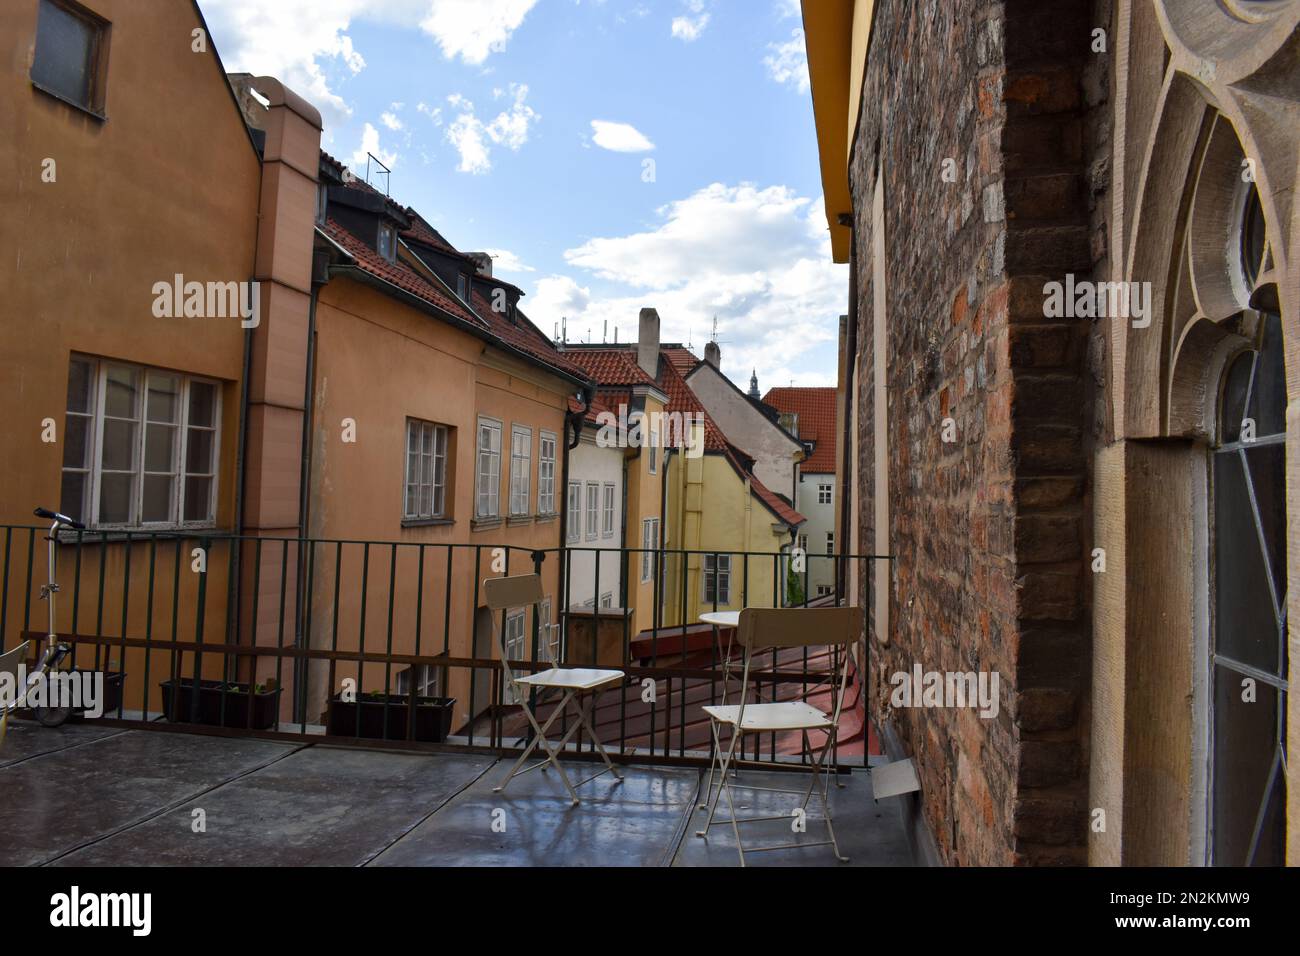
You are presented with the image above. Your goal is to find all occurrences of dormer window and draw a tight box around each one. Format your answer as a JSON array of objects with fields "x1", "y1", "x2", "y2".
[
  {"x1": 315, "y1": 183, "x2": 328, "y2": 226},
  {"x1": 456, "y1": 274, "x2": 468, "y2": 302},
  {"x1": 377, "y1": 222, "x2": 396, "y2": 262}
]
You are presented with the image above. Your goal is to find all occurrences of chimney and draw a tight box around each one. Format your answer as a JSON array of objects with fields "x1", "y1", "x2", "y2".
[
  {"x1": 637, "y1": 307, "x2": 660, "y2": 378},
  {"x1": 466, "y1": 252, "x2": 492, "y2": 277},
  {"x1": 704, "y1": 341, "x2": 721, "y2": 370}
]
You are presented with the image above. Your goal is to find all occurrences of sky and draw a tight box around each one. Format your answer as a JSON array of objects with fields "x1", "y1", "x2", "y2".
[{"x1": 200, "y1": 0, "x2": 847, "y2": 391}]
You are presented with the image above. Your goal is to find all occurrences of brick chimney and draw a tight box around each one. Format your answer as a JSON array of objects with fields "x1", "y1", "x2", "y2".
[
  {"x1": 704, "y1": 340, "x2": 720, "y2": 369},
  {"x1": 637, "y1": 307, "x2": 660, "y2": 378}
]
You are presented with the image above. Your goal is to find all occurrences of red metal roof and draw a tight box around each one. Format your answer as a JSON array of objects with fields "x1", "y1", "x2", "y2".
[{"x1": 762, "y1": 386, "x2": 838, "y2": 474}]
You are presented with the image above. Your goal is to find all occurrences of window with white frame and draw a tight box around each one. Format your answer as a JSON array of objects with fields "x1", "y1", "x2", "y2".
[
  {"x1": 826, "y1": 532, "x2": 835, "y2": 555},
  {"x1": 703, "y1": 553, "x2": 731, "y2": 605},
  {"x1": 475, "y1": 418, "x2": 501, "y2": 518},
  {"x1": 378, "y1": 222, "x2": 397, "y2": 262},
  {"x1": 602, "y1": 483, "x2": 616, "y2": 537},
  {"x1": 503, "y1": 608, "x2": 527, "y2": 662},
  {"x1": 600, "y1": 592, "x2": 613, "y2": 609},
  {"x1": 798, "y1": 533, "x2": 808, "y2": 552},
  {"x1": 538, "y1": 431, "x2": 557, "y2": 514},
  {"x1": 396, "y1": 664, "x2": 441, "y2": 699},
  {"x1": 818, "y1": 483, "x2": 833, "y2": 505},
  {"x1": 62, "y1": 357, "x2": 219, "y2": 528},
  {"x1": 509, "y1": 425, "x2": 531, "y2": 516},
  {"x1": 538, "y1": 596, "x2": 558, "y2": 664},
  {"x1": 640, "y1": 518, "x2": 659, "y2": 583},
  {"x1": 404, "y1": 419, "x2": 447, "y2": 520},
  {"x1": 585, "y1": 482, "x2": 599, "y2": 540},
  {"x1": 566, "y1": 481, "x2": 581, "y2": 542},
  {"x1": 816, "y1": 585, "x2": 833, "y2": 597}
]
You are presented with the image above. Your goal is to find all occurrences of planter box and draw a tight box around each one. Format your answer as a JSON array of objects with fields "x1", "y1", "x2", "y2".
[
  {"x1": 74, "y1": 669, "x2": 126, "y2": 717},
  {"x1": 15, "y1": 668, "x2": 127, "y2": 720},
  {"x1": 326, "y1": 694, "x2": 455, "y2": 743},
  {"x1": 159, "y1": 678, "x2": 281, "y2": 730}
]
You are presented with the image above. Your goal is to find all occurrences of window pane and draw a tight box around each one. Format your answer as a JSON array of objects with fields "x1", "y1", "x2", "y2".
[
  {"x1": 66, "y1": 358, "x2": 93, "y2": 413},
  {"x1": 99, "y1": 473, "x2": 134, "y2": 524},
  {"x1": 62, "y1": 414, "x2": 90, "y2": 468},
  {"x1": 147, "y1": 374, "x2": 181, "y2": 423},
  {"x1": 104, "y1": 366, "x2": 139, "y2": 419},
  {"x1": 1211, "y1": 665, "x2": 1279, "y2": 864},
  {"x1": 183, "y1": 476, "x2": 213, "y2": 522},
  {"x1": 60, "y1": 472, "x2": 86, "y2": 521},
  {"x1": 1247, "y1": 312, "x2": 1286, "y2": 438},
  {"x1": 101, "y1": 418, "x2": 137, "y2": 471},
  {"x1": 142, "y1": 475, "x2": 173, "y2": 523},
  {"x1": 32, "y1": 0, "x2": 96, "y2": 109},
  {"x1": 189, "y1": 382, "x2": 217, "y2": 428},
  {"x1": 1244, "y1": 442, "x2": 1286, "y2": 608},
  {"x1": 145, "y1": 422, "x2": 177, "y2": 473},
  {"x1": 185, "y1": 428, "x2": 214, "y2": 474},
  {"x1": 1213, "y1": 450, "x2": 1278, "y2": 672}
]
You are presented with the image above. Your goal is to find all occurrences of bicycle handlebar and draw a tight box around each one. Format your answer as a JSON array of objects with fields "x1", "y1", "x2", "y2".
[{"x1": 34, "y1": 507, "x2": 85, "y2": 530}]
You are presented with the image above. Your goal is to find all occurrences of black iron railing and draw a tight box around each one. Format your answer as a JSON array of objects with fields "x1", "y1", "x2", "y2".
[{"x1": 0, "y1": 524, "x2": 885, "y2": 770}]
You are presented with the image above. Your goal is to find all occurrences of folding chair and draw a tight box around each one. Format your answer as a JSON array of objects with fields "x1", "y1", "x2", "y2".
[
  {"x1": 484, "y1": 574, "x2": 625, "y2": 806},
  {"x1": 696, "y1": 606, "x2": 863, "y2": 865},
  {"x1": 0, "y1": 641, "x2": 31, "y2": 747}
]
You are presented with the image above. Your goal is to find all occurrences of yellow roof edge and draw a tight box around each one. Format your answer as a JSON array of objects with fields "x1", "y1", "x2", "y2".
[{"x1": 802, "y1": 0, "x2": 860, "y2": 263}]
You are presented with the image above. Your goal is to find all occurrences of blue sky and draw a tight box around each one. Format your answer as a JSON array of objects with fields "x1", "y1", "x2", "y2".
[{"x1": 202, "y1": 0, "x2": 846, "y2": 390}]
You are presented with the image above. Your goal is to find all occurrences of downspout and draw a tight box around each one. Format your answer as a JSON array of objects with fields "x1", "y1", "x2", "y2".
[
  {"x1": 660, "y1": 447, "x2": 671, "y2": 623},
  {"x1": 619, "y1": 452, "x2": 629, "y2": 609},
  {"x1": 839, "y1": 232, "x2": 859, "y2": 604},
  {"x1": 293, "y1": 270, "x2": 321, "y2": 713}
]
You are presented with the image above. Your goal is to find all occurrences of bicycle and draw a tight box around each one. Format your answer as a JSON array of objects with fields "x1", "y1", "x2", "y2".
[{"x1": 0, "y1": 507, "x2": 84, "y2": 744}]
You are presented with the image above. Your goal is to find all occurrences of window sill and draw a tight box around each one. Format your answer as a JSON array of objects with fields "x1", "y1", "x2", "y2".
[
  {"x1": 471, "y1": 518, "x2": 503, "y2": 532},
  {"x1": 401, "y1": 517, "x2": 455, "y2": 529},
  {"x1": 535, "y1": 513, "x2": 559, "y2": 524},
  {"x1": 507, "y1": 515, "x2": 533, "y2": 527},
  {"x1": 31, "y1": 80, "x2": 106, "y2": 122},
  {"x1": 56, "y1": 526, "x2": 228, "y2": 544}
]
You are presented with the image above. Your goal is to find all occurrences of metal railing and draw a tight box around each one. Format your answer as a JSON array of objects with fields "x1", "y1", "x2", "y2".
[{"x1": 0, "y1": 524, "x2": 884, "y2": 771}]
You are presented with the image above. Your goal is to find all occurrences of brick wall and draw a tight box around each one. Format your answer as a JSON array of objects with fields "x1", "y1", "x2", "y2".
[{"x1": 850, "y1": 0, "x2": 1109, "y2": 865}]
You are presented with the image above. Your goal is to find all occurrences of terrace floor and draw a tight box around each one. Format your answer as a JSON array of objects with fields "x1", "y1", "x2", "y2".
[{"x1": 0, "y1": 720, "x2": 915, "y2": 867}]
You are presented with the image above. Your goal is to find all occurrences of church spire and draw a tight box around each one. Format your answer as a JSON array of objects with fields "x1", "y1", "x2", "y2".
[{"x1": 748, "y1": 369, "x2": 760, "y2": 400}]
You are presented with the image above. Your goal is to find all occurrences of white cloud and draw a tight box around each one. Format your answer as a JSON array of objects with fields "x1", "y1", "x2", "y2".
[
  {"x1": 671, "y1": 0, "x2": 710, "y2": 41},
  {"x1": 765, "y1": 28, "x2": 810, "y2": 93},
  {"x1": 531, "y1": 183, "x2": 847, "y2": 386},
  {"x1": 380, "y1": 111, "x2": 404, "y2": 131},
  {"x1": 420, "y1": 0, "x2": 540, "y2": 65},
  {"x1": 774, "y1": 0, "x2": 801, "y2": 19},
  {"x1": 444, "y1": 84, "x2": 538, "y2": 174},
  {"x1": 484, "y1": 249, "x2": 535, "y2": 274},
  {"x1": 351, "y1": 122, "x2": 398, "y2": 172},
  {"x1": 200, "y1": 1, "x2": 533, "y2": 124},
  {"x1": 590, "y1": 120, "x2": 655, "y2": 153}
]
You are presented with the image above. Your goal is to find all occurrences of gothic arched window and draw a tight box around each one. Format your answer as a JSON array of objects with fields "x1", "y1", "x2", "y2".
[{"x1": 1208, "y1": 181, "x2": 1287, "y2": 866}]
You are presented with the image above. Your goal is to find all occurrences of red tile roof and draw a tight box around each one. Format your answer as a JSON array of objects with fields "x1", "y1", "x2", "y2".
[
  {"x1": 321, "y1": 218, "x2": 486, "y2": 329},
  {"x1": 564, "y1": 346, "x2": 805, "y2": 528},
  {"x1": 467, "y1": 288, "x2": 591, "y2": 381},
  {"x1": 763, "y1": 386, "x2": 838, "y2": 474}
]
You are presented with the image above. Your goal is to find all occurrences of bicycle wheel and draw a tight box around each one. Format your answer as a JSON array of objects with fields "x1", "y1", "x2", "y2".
[{"x1": 34, "y1": 700, "x2": 73, "y2": 727}]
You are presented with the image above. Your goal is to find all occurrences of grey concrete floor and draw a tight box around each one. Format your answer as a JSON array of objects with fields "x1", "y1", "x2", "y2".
[{"x1": 0, "y1": 721, "x2": 914, "y2": 867}]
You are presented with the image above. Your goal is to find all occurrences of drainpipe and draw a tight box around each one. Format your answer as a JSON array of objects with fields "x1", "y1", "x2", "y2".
[
  {"x1": 839, "y1": 233, "x2": 859, "y2": 605},
  {"x1": 559, "y1": 386, "x2": 593, "y2": 639},
  {"x1": 292, "y1": 275, "x2": 321, "y2": 712}
]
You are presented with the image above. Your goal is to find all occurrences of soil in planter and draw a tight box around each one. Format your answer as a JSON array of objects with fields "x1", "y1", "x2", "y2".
[{"x1": 326, "y1": 695, "x2": 455, "y2": 743}]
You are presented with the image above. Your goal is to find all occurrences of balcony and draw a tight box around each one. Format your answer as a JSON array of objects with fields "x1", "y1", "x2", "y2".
[
  {"x1": 0, "y1": 720, "x2": 912, "y2": 866},
  {"x1": 0, "y1": 526, "x2": 911, "y2": 866}
]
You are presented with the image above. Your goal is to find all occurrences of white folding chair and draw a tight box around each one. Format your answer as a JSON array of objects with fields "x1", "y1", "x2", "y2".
[
  {"x1": 696, "y1": 606, "x2": 863, "y2": 865},
  {"x1": 484, "y1": 574, "x2": 625, "y2": 806}
]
